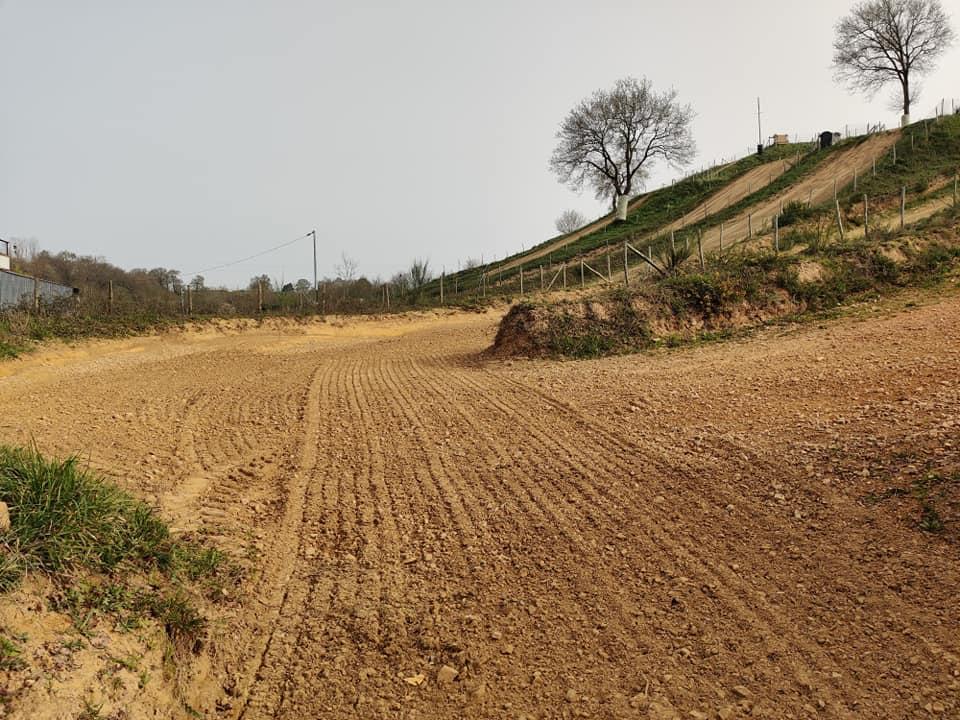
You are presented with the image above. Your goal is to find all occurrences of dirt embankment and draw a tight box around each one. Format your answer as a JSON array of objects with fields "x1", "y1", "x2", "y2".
[{"x1": 493, "y1": 221, "x2": 960, "y2": 359}]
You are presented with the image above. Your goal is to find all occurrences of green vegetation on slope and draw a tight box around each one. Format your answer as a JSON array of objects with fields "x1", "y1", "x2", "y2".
[
  {"x1": 425, "y1": 142, "x2": 827, "y2": 301},
  {"x1": 848, "y1": 114, "x2": 960, "y2": 202},
  {"x1": 493, "y1": 203, "x2": 960, "y2": 359}
]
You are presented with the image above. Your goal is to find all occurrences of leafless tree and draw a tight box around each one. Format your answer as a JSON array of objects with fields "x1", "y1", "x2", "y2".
[
  {"x1": 833, "y1": 0, "x2": 955, "y2": 123},
  {"x1": 335, "y1": 252, "x2": 358, "y2": 282},
  {"x1": 189, "y1": 275, "x2": 205, "y2": 291},
  {"x1": 390, "y1": 271, "x2": 410, "y2": 293},
  {"x1": 462, "y1": 258, "x2": 482, "y2": 270},
  {"x1": 555, "y1": 209, "x2": 588, "y2": 235},
  {"x1": 10, "y1": 237, "x2": 39, "y2": 261},
  {"x1": 549, "y1": 77, "x2": 696, "y2": 209},
  {"x1": 408, "y1": 258, "x2": 431, "y2": 289}
]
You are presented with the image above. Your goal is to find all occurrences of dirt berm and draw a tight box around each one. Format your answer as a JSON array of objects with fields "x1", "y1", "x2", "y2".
[{"x1": 492, "y1": 225, "x2": 960, "y2": 359}]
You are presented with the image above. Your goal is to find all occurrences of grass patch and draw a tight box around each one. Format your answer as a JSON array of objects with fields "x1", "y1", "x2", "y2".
[
  {"x1": 0, "y1": 445, "x2": 235, "y2": 651},
  {"x1": 0, "y1": 634, "x2": 26, "y2": 671}
]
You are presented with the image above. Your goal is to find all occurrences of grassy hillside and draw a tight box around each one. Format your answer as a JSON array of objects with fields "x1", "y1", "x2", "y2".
[
  {"x1": 420, "y1": 141, "x2": 853, "y2": 303},
  {"x1": 426, "y1": 115, "x2": 960, "y2": 307},
  {"x1": 492, "y1": 198, "x2": 960, "y2": 359}
]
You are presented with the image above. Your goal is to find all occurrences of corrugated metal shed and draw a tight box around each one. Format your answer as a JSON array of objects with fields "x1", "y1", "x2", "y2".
[{"x1": 0, "y1": 269, "x2": 77, "y2": 309}]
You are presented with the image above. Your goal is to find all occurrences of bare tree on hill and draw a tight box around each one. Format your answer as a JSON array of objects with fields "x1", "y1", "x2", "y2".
[
  {"x1": 549, "y1": 77, "x2": 695, "y2": 213},
  {"x1": 555, "y1": 209, "x2": 588, "y2": 235},
  {"x1": 833, "y1": 0, "x2": 955, "y2": 125}
]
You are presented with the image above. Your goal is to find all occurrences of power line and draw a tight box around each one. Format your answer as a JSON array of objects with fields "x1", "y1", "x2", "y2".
[{"x1": 184, "y1": 232, "x2": 312, "y2": 277}]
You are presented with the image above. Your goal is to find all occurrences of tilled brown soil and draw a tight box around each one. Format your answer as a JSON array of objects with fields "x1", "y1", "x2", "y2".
[{"x1": 0, "y1": 296, "x2": 958, "y2": 719}]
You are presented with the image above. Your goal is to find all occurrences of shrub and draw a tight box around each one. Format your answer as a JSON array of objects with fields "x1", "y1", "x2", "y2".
[{"x1": 778, "y1": 201, "x2": 813, "y2": 228}]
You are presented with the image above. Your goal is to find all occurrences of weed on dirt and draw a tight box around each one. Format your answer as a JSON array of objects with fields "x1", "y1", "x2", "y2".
[{"x1": 0, "y1": 445, "x2": 237, "y2": 653}]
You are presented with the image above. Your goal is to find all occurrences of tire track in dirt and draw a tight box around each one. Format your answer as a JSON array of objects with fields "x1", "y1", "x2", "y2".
[
  {"x1": 487, "y1": 352, "x2": 960, "y2": 710},
  {"x1": 233, "y1": 358, "x2": 331, "y2": 719},
  {"x1": 324, "y1": 338, "x2": 808, "y2": 708},
  {"x1": 434, "y1": 350, "x2": 847, "y2": 708}
]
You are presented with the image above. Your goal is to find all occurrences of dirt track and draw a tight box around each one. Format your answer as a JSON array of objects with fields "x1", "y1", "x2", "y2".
[
  {"x1": 695, "y1": 133, "x2": 900, "y2": 253},
  {"x1": 499, "y1": 155, "x2": 795, "y2": 276},
  {"x1": 1, "y1": 296, "x2": 959, "y2": 718}
]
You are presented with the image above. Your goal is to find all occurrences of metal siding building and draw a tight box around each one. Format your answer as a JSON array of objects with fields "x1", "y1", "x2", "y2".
[{"x1": 0, "y1": 269, "x2": 76, "y2": 308}]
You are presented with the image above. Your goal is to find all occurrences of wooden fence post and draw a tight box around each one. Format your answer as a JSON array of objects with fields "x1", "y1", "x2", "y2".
[
  {"x1": 748, "y1": 213, "x2": 753, "y2": 238},
  {"x1": 954, "y1": 174, "x2": 958, "y2": 208},
  {"x1": 606, "y1": 250, "x2": 612, "y2": 281},
  {"x1": 900, "y1": 186, "x2": 906, "y2": 229},
  {"x1": 33, "y1": 278, "x2": 39, "y2": 312},
  {"x1": 774, "y1": 214, "x2": 780, "y2": 253},
  {"x1": 187, "y1": 286, "x2": 193, "y2": 315},
  {"x1": 622, "y1": 242, "x2": 629, "y2": 286},
  {"x1": 671, "y1": 230, "x2": 676, "y2": 252},
  {"x1": 872, "y1": 156, "x2": 876, "y2": 176},
  {"x1": 580, "y1": 260, "x2": 585, "y2": 288},
  {"x1": 562, "y1": 264, "x2": 567, "y2": 290},
  {"x1": 835, "y1": 199, "x2": 845, "y2": 241},
  {"x1": 258, "y1": 281, "x2": 263, "y2": 313},
  {"x1": 864, "y1": 194, "x2": 869, "y2": 239},
  {"x1": 440, "y1": 271, "x2": 444, "y2": 304},
  {"x1": 697, "y1": 230, "x2": 705, "y2": 270},
  {"x1": 519, "y1": 267, "x2": 523, "y2": 296},
  {"x1": 719, "y1": 223, "x2": 724, "y2": 255},
  {"x1": 386, "y1": 283, "x2": 391, "y2": 309},
  {"x1": 540, "y1": 264, "x2": 544, "y2": 290},
  {"x1": 108, "y1": 279, "x2": 114, "y2": 314}
]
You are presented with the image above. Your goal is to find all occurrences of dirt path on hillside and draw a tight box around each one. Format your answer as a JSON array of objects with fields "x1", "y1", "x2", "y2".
[
  {"x1": 498, "y1": 156, "x2": 797, "y2": 276},
  {"x1": 496, "y1": 195, "x2": 651, "y2": 275},
  {"x1": 1, "y1": 295, "x2": 958, "y2": 718},
  {"x1": 692, "y1": 132, "x2": 900, "y2": 254}
]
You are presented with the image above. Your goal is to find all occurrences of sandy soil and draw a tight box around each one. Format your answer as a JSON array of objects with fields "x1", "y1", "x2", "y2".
[{"x1": 1, "y1": 291, "x2": 958, "y2": 719}]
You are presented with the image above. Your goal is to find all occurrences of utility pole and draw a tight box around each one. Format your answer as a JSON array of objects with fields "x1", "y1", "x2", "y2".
[
  {"x1": 756, "y1": 97, "x2": 763, "y2": 154},
  {"x1": 310, "y1": 229, "x2": 318, "y2": 305}
]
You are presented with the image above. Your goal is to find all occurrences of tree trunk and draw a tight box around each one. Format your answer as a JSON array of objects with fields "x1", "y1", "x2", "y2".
[{"x1": 901, "y1": 75, "x2": 911, "y2": 127}]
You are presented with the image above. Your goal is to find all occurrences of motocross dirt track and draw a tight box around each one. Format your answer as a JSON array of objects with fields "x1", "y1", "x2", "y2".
[{"x1": 1, "y1": 296, "x2": 958, "y2": 719}]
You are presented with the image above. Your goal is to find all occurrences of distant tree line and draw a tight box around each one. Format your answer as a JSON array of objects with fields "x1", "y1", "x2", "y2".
[{"x1": 5, "y1": 246, "x2": 446, "y2": 317}]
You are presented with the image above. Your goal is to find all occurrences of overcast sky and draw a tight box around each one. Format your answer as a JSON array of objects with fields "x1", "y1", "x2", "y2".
[{"x1": 2, "y1": 1, "x2": 959, "y2": 288}]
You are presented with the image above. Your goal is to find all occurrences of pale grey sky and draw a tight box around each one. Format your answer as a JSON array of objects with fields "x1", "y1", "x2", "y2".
[{"x1": 2, "y1": 0, "x2": 958, "y2": 287}]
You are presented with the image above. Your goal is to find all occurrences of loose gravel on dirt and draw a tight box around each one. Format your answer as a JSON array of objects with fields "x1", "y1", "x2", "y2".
[{"x1": 0, "y1": 294, "x2": 957, "y2": 719}]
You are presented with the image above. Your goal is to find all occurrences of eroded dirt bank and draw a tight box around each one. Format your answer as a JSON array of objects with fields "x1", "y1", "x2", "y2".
[{"x1": 0, "y1": 297, "x2": 958, "y2": 718}]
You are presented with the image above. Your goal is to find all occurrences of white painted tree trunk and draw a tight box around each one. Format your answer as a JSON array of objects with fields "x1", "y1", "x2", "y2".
[{"x1": 615, "y1": 196, "x2": 629, "y2": 221}]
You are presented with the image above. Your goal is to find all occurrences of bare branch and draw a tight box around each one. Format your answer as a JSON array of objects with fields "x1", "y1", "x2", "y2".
[
  {"x1": 832, "y1": 0, "x2": 955, "y2": 118},
  {"x1": 549, "y1": 77, "x2": 696, "y2": 208}
]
